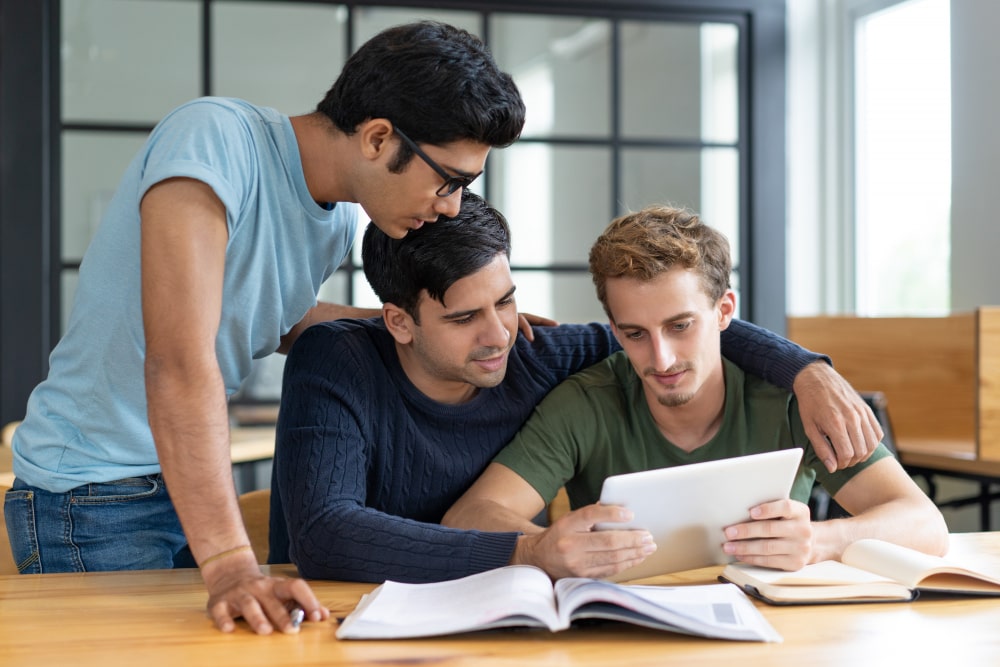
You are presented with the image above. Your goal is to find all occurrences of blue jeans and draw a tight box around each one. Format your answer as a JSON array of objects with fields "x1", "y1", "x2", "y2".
[{"x1": 4, "y1": 475, "x2": 196, "y2": 573}]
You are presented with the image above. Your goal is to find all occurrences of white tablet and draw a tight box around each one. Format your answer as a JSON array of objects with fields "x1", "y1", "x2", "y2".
[{"x1": 596, "y1": 448, "x2": 803, "y2": 582}]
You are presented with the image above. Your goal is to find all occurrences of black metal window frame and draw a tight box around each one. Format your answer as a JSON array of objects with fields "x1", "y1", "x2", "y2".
[{"x1": 0, "y1": 0, "x2": 785, "y2": 426}]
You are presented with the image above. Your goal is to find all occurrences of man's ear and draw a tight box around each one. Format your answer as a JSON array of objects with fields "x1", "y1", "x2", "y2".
[
  {"x1": 717, "y1": 290, "x2": 737, "y2": 330},
  {"x1": 357, "y1": 118, "x2": 394, "y2": 161},
  {"x1": 383, "y1": 302, "x2": 415, "y2": 344}
]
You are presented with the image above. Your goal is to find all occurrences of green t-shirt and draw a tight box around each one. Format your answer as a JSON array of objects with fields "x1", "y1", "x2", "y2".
[{"x1": 494, "y1": 352, "x2": 890, "y2": 511}]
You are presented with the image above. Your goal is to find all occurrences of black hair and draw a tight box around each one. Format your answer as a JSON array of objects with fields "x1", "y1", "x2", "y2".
[
  {"x1": 362, "y1": 190, "x2": 512, "y2": 322},
  {"x1": 318, "y1": 20, "x2": 525, "y2": 173}
]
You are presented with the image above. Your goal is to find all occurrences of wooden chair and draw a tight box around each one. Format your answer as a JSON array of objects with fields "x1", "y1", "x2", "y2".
[
  {"x1": 0, "y1": 484, "x2": 17, "y2": 574},
  {"x1": 1, "y1": 420, "x2": 19, "y2": 448},
  {"x1": 237, "y1": 488, "x2": 271, "y2": 564},
  {"x1": 548, "y1": 487, "x2": 571, "y2": 524}
]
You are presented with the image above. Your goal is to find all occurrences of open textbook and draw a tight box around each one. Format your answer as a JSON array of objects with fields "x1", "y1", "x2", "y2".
[
  {"x1": 336, "y1": 565, "x2": 781, "y2": 642},
  {"x1": 721, "y1": 538, "x2": 1000, "y2": 604}
]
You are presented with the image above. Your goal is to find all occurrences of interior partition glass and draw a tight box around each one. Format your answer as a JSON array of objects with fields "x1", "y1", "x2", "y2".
[
  {"x1": 212, "y1": 2, "x2": 348, "y2": 115},
  {"x1": 620, "y1": 21, "x2": 738, "y2": 143},
  {"x1": 61, "y1": 0, "x2": 201, "y2": 123},
  {"x1": 490, "y1": 15, "x2": 611, "y2": 139}
]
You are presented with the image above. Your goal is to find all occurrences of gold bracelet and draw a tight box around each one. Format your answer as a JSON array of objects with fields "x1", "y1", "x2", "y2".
[{"x1": 199, "y1": 544, "x2": 253, "y2": 568}]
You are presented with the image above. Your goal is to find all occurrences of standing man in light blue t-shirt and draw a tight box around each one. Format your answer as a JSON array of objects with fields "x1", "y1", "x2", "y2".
[{"x1": 5, "y1": 21, "x2": 525, "y2": 635}]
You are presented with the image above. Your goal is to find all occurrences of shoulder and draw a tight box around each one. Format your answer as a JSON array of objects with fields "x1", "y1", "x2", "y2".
[
  {"x1": 541, "y1": 352, "x2": 629, "y2": 407},
  {"x1": 728, "y1": 359, "x2": 792, "y2": 402},
  {"x1": 511, "y1": 322, "x2": 618, "y2": 370},
  {"x1": 288, "y1": 318, "x2": 390, "y2": 366},
  {"x1": 158, "y1": 97, "x2": 278, "y2": 127},
  {"x1": 149, "y1": 98, "x2": 283, "y2": 153}
]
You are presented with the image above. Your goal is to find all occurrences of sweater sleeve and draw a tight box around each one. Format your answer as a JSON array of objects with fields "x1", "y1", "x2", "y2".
[
  {"x1": 273, "y1": 324, "x2": 518, "y2": 583},
  {"x1": 720, "y1": 319, "x2": 830, "y2": 391}
]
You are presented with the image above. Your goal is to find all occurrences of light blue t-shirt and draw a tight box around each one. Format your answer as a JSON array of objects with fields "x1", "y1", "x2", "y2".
[{"x1": 13, "y1": 97, "x2": 357, "y2": 492}]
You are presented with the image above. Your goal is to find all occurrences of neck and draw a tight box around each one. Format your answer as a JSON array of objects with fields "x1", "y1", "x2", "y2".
[
  {"x1": 645, "y1": 364, "x2": 726, "y2": 453},
  {"x1": 290, "y1": 112, "x2": 353, "y2": 204}
]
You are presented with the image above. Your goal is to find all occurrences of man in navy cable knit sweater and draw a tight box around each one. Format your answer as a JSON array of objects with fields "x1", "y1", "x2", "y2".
[{"x1": 270, "y1": 191, "x2": 882, "y2": 583}]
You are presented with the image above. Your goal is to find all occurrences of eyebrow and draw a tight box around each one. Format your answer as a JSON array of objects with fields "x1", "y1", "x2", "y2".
[
  {"x1": 446, "y1": 165, "x2": 483, "y2": 180},
  {"x1": 440, "y1": 286, "x2": 517, "y2": 322},
  {"x1": 615, "y1": 310, "x2": 697, "y2": 330}
]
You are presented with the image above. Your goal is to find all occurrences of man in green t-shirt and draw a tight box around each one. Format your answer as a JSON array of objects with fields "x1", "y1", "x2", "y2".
[{"x1": 443, "y1": 205, "x2": 948, "y2": 580}]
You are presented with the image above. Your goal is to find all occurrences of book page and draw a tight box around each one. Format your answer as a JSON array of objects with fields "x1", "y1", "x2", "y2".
[
  {"x1": 337, "y1": 565, "x2": 560, "y2": 639},
  {"x1": 553, "y1": 579, "x2": 781, "y2": 642},
  {"x1": 727, "y1": 560, "x2": 897, "y2": 587},
  {"x1": 843, "y1": 539, "x2": 1000, "y2": 591}
]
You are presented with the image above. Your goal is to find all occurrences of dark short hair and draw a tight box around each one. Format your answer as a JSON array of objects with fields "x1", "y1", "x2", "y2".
[
  {"x1": 362, "y1": 190, "x2": 512, "y2": 322},
  {"x1": 589, "y1": 205, "x2": 732, "y2": 322},
  {"x1": 318, "y1": 20, "x2": 525, "y2": 172}
]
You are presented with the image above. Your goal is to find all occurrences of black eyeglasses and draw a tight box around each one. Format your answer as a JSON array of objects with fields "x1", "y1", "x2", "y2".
[{"x1": 393, "y1": 126, "x2": 480, "y2": 197}]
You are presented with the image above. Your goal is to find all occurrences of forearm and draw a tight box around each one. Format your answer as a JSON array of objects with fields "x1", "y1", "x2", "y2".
[
  {"x1": 278, "y1": 302, "x2": 381, "y2": 353},
  {"x1": 291, "y1": 504, "x2": 518, "y2": 583},
  {"x1": 811, "y1": 497, "x2": 949, "y2": 562},
  {"x1": 721, "y1": 319, "x2": 828, "y2": 391},
  {"x1": 442, "y1": 499, "x2": 543, "y2": 535},
  {"x1": 145, "y1": 357, "x2": 251, "y2": 569}
]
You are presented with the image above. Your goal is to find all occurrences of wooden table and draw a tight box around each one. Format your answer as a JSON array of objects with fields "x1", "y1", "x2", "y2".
[{"x1": 2, "y1": 533, "x2": 1000, "y2": 666}]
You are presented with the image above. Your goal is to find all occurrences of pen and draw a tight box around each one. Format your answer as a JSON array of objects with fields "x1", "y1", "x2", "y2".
[{"x1": 289, "y1": 606, "x2": 306, "y2": 630}]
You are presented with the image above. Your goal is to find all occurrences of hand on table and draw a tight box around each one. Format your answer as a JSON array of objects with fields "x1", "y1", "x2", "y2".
[{"x1": 202, "y1": 552, "x2": 330, "y2": 634}]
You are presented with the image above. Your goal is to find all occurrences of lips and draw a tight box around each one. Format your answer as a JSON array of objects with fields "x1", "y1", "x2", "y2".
[{"x1": 473, "y1": 355, "x2": 506, "y2": 372}]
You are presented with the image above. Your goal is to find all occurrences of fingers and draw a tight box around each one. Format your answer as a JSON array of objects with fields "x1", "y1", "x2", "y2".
[
  {"x1": 206, "y1": 575, "x2": 330, "y2": 635},
  {"x1": 516, "y1": 313, "x2": 535, "y2": 341},
  {"x1": 722, "y1": 500, "x2": 813, "y2": 571},
  {"x1": 523, "y1": 504, "x2": 657, "y2": 579}
]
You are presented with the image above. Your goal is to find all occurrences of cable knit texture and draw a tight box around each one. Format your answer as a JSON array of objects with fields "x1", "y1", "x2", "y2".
[{"x1": 270, "y1": 317, "x2": 822, "y2": 583}]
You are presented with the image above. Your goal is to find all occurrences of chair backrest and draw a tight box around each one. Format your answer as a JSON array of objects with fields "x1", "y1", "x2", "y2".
[
  {"x1": 1, "y1": 420, "x2": 20, "y2": 448},
  {"x1": 238, "y1": 488, "x2": 271, "y2": 564},
  {"x1": 0, "y1": 484, "x2": 18, "y2": 574}
]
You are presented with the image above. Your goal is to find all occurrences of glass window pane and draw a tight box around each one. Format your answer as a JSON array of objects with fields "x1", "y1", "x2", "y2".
[
  {"x1": 488, "y1": 144, "x2": 611, "y2": 266},
  {"x1": 513, "y1": 270, "x2": 604, "y2": 325},
  {"x1": 854, "y1": 0, "x2": 950, "y2": 316},
  {"x1": 620, "y1": 145, "x2": 740, "y2": 287},
  {"x1": 61, "y1": 270, "x2": 79, "y2": 334},
  {"x1": 350, "y1": 271, "x2": 382, "y2": 311},
  {"x1": 353, "y1": 7, "x2": 480, "y2": 47},
  {"x1": 620, "y1": 21, "x2": 739, "y2": 143},
  {"x1": 212, "y1": 2, "x2": 348, "y2": 114},
  {"x1": 490, "y1": 15, "x2": 611, "y2": 138},
  {"x1": 61, "y1": 131, "x2": 149, "y2": 261},
  {"x1": 61, "y1": 0, "x2": 201, "y2": 123}
]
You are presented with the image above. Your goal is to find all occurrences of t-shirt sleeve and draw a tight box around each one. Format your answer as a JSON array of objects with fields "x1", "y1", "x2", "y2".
[
  {"x1": 722, "y1": 318, "x2": 829, "y2": 391},
  {"x1": 493, "y1": 376, "x2": 597, "y2": 505},
  {"x1": 790, "y1": 397, "x2": 893, "y2": 496},
  {"x1": 138, "y1": 99, "x2": 256, "y2": 227}
]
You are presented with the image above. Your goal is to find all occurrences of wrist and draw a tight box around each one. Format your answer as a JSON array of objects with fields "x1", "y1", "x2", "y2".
[
  {"x1": 511, "y1": 534, "x2": 535, "y2": 567},
  {"x1": 198, "y1": 545, "x2": 260, "y2": 587},
  {"x1": 199, "y1": 544, "x2": 253, "y2": 569}
]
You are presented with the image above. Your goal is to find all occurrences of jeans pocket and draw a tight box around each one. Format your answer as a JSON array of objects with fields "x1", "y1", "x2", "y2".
[
  {"x1": 70, "y1": 475, "x2": 162, "y2": 505},
  {"x1": 4, "y1": 489, "x2": 41, "y2": 574}
]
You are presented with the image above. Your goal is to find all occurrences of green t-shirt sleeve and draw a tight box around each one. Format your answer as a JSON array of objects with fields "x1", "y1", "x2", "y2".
[
  {"x1": 493, "y1": 375, "x2": 599, "y2": 505},
  {"x1": 790, "y1": 396, "x2": 893, "y2": 496}
]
